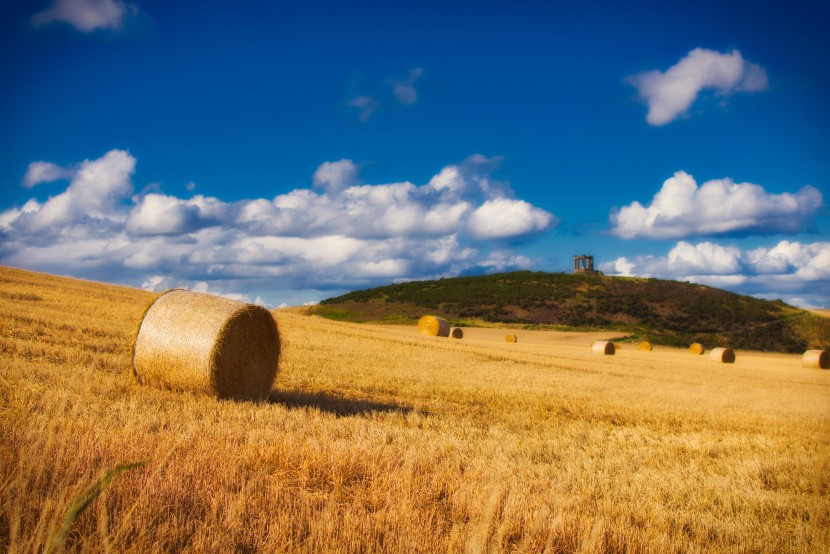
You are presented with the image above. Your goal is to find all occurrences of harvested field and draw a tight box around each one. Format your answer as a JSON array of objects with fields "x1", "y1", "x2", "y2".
[{"x1": 1, "y1": 266, "x2": 829, "y2": 552}]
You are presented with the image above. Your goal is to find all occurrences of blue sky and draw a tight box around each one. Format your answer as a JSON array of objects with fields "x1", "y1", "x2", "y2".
[{"x1": 1, "y1": 0, "x2": 828, "y2": 308}]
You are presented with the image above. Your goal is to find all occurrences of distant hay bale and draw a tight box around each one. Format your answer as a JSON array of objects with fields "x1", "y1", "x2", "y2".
[
  {"x1": 451, "y1": 327, "x2": 464, "y2": 339},
  {"x1": 802, "y1": 349, "x2": 829, "y2": 369},
  {"x1": 592, "y1": 341, "x2": 615, "y2": 355},
  {"x1": 637, "y1": 341, "x2": 652, "y2": 351},
  {"x1": 505, "y1": 334, "x2": 518, "y2": 343},
  {"x1": 613, "y1": 343, "x2": 622, "y2": 350},
  {"x1": 417, "y1": 315, "x2": 450, "y2": 337},
  {"x1": 710, "y1": 347, "x2": 735, "y2": 364},
  {"x1": 689, "y1": 343, "x2": 705, "y2": 355},
  {"x1": 132, "y1": 289, "x2": 280, "y2": 399}
]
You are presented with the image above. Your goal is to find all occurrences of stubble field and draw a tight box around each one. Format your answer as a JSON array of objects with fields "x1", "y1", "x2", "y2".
[{"x1": 1, "y1": 265, "x2": 828, "y2": 552}]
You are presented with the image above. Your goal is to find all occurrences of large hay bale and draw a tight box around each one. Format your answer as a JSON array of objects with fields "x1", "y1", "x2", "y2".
[
  {"x1": 505, "y1": 334, "x2": 518, "y2": 343},
  {"x1": 710, "y1": 347, "x2": 735, "y2": 364},
  {"x1": 132, "y1": 290, "x2": 280, "y2": 399},
  {"x1": 637, "y1": 341, "x2": 652, "y2": 351},
  {"x1": 592, "y1": 341, "x2": 615, "y2": 355},
  {"x1": 451, "y1": 327, "x2": 464, "y2": 339},
  {"x1": 689, "y1": 343, "x2": 705, "y2": 355},
  {"x1": 417, "y1": 315, "x2": 450, "y2": 337},
  {"x1": 803, "y1": 349, "x2": 829, "y2": 369}
]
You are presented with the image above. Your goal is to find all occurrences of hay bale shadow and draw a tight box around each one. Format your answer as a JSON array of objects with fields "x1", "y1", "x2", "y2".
[{"x1": 268, "y1": 389, "x2": 418, "y2": 417}]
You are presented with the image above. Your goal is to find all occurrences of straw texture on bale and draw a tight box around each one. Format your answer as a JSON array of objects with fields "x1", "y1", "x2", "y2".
[
  {"x1": 592, "y1": 341, "x2": 615, "y2": 355},
  {"x1": 505, "y1": 334, "x2": 518, "y2": 343},
  {"x1": 710, "y1": 347, "x2": 735, "y2": 364},
  {"x1": 637, "y1": 341, "x2": 652, "y2": 351},
  {"x1": 689, "y1": 343, "x2": 705, "y2": 355},
  {"x1": 451, "y1": 327, "x2": 464, "y2": 339},
  {"x1": 417, "y1": 315, "x2": 450, "y2": 337},
  {"x1": 802, "y1": 349, "x2": 829, "y2": 369},
  {"x1": 132, "y1": 289, "x2": 280, "y2": 399}
]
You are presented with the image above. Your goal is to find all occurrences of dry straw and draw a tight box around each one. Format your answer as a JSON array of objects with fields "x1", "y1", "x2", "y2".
[
  {"x1": 451, "y1": 328, "x2": 464, "y2": 339},
  {"x1": 637, "y1": 341, "x2": 652, "y2": 351},
  {"x1": 710, "y1": 347, "x2": 735, "y2": 364},
  {"x1": 592, "y1": 341, "x2": 615, "y2": 355},
  {"x1": 417, "y1": 315, "x2": 450, "y2": 337},
  {"x1": 132, "y1": 289, "x2": 280, "y2": 399},
  {"x1": 505, "y1": 334, "x2": 518, "y2": 343},
  {"x1": 689, "y1": 343, "x2": 705, "y2": 355},
  {"x1": 802, "y1": 349, "x2": 829, "y2": 369}
]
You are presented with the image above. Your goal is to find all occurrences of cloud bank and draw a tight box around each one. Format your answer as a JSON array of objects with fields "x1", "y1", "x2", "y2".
[
  {"x1": 32, "y1": 0, "x2": 137, "y2": 32},
  {"x1": 0, "y1": 150, "x2": 556, "y2": 305},
  {"x1": 611, "y1": 171, "x2": 822, "y2": 239},
  {"x1": 602, "y1": 240, "x2": 830, "y2": 307},
  {"x1": 627, "y1": 48, "x2": 768, "y2": 125}
]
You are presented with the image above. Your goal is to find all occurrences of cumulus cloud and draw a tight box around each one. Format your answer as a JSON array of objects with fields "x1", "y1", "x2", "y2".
[
  {"x1": 611, "y1": 171, "x2": 822, "y2": 239},
  {"x1": 32, "y1": 0, "x2": 137, "y2": 32},
  {"x1": 312, "y1": 159, "x2": 361, "y2": 194},
  {"x1": 1, "y1": 151, "x2": 556, "y2": 305},
  {"x1": 467, "y1": 198, "x2": 555, "y2": 240},
  {"x1": 22, "y1": 161, "x2": 74, "y2": 188},
  {"x1": 627, "y1": 48, "x2": 768, "y2": 125},
  {"x1": 601, "y1": 240, "x2": 830, "y2": 307}
]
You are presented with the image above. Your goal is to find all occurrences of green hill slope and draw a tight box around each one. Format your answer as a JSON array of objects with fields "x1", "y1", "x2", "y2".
[{"x1": 312, "y1": 271, "x2": 830, "y2": 353}]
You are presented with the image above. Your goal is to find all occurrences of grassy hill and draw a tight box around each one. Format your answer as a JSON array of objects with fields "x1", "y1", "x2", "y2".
[
  {"x1": 1, "y1": 265, "x2": 829, "y2": 551},
  {"x1": 313, "y1": 271, "x2": 830, "y2": 352}
]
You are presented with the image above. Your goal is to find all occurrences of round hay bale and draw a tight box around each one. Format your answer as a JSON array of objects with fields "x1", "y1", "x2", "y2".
[
  {"x1": 451, "y1": 327, "x2": 464, "y2": 339},
  {"x1": 592, "y1": 341, "x2": 615, "y2": 355},
  {"x1": 710, "y1": 347, "x2": 735, "y2": 364},
  {"x1": 637, "y1": 341, "x2": 652, "y2": 351},
  {"x1": 802, "y1": 349, "x2": 829, "y2": 369},
  {"x1": 417, "y1": 315, "x2": 450, "y2": 337},
  {"x1": 689, "y1": 342, "x2": 705, "y2": 355},
  {"x1": 505, "y1": 334, "x2": 518, "y2": 343},
  {"x1": 132, "y1": 290, "x2": 280, "y2": 399}
]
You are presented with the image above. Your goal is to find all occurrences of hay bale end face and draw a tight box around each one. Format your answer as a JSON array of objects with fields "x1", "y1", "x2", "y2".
[
  {"x1": 689, "y1": 343, "x2": 705, "y2": 355},
  {"x1": 451, "y1": 327, "x2": 464, "y2": 339},
  {"x1": 505, "y1": 334, "x2": 518, "y2": 343},
  {"x1": 132, "y1": 290, "x2": 280, "y2": 399},
  {"x1": 417, "y1": 315, "x2": 450, "y2": 337},
  {"x1": 592, "y1": 341, "x2": 615, "y2": 355},
  {"x1": 637, "y1": 341, "x2": 652, "y2": 351},
  {"x1": 803, "y1": 349, "x2": 829, "y2": 369},
  {"x1": 710, "y1": 347, "x2": 735, "y2": 364}
]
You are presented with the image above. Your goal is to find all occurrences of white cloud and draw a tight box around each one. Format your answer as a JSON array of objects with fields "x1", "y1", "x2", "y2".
[
  {"x1": 32, "y1": 0, "x2": 137, "y2": 32},
  {"x1": 22, "y1": 161, "x2": 74, "y2": 188},
  {"x1": 611, "y1": 171, "x2": 822, "y2": 239},
  {"x1": 627, "y1": 48, "x2": 768, "y2": 125},
  {"x1": 312, "y1": 159, "x2": 360, "y2": 194},
  {"x1": 2, "y1": 151, "x2": 556, "y2": 306},
  {"x1": 389, "y1": 67, "x2": 424, "y2": 105},
  {"x1": 126, "y1": 194, "x2": 216, "y2": 236},
  {"x1": 601, "y1": 240, "x2": 830, "y2": 308},
  {"x1": 467, "y1": 198, "x2": 555, "y2": 240},
  {"x1": 13, "y1": 149, "x2": 137, "y2": 233}
]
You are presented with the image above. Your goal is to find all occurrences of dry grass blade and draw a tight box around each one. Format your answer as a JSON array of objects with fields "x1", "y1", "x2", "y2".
[{"x1": 48, "y1": 462, "x2": 145, "y2": 553}]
